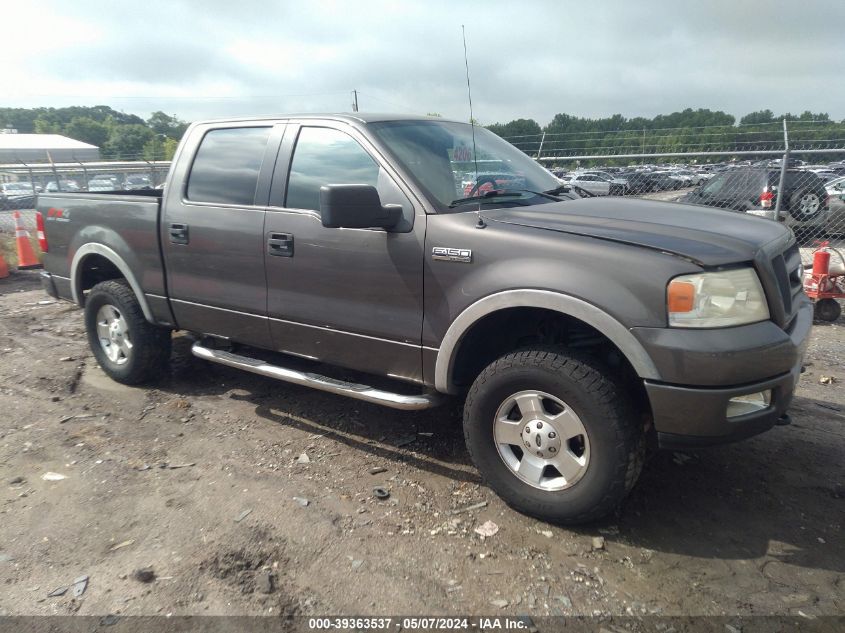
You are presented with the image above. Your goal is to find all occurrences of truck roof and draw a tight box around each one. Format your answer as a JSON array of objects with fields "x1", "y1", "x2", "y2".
[{"x1": 194, "y1": 112, "x2": 462, "y2": 126}]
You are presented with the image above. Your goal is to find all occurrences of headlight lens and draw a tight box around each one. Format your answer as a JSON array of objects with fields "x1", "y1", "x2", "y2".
[{"x1": 668, "y1": 268, "x2": 769, "y2": 328}]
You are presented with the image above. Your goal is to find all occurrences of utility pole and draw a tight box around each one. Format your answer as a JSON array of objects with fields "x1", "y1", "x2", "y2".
[{"x1": 352, "y1": 90, "x2": 359, "y2": 112}]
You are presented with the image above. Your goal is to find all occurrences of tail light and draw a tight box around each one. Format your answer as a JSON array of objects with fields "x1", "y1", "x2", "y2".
[{"x1": 760, "y1": 188, "x2": 774, "y2": 209}]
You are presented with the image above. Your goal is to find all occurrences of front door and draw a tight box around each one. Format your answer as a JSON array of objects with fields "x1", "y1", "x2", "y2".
[{"x1": 263, "y1": 122, "x2": 426, "y2": 383}]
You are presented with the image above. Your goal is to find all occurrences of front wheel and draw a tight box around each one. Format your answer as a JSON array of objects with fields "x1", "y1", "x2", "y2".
[
  {"x1": 463, "y1": 348, "x2": 644, "y2": 524},
  {"x1": 84, "y1": 280, "x2": 172, "y2": 384}
]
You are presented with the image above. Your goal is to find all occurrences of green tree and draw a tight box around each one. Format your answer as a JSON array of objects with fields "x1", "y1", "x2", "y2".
[
  {"x1": 33, "y1": 116, "x2": 62, "y2": 134},
  {"x1": 740, "y1": 110, "x2": 775, "y2": 125},
  {"x1": 104, "y1": 124, "x2": 154, "y2": 159},
  {"x1": 64, "y1": 117, "x2": 110, "y2": 147},
  {"x1": 142, "y1": 135, "x2": 179, "y2": 161},
  {"x1": 146, "y1": 111, "x2": 189, "y2": 139}
]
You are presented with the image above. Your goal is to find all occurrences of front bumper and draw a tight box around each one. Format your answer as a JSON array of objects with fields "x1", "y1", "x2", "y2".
[{"x1": 635, "y1": 299, "x2": 812, "y2": 449}]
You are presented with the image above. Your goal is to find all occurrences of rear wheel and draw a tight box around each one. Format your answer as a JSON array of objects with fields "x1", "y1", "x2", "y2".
[
  {"x1": 84, "y1": 280, "x2": 172, "y2": 384},
  {"x1": 463, "y1": 348, "x2": 644, "y2": 524},
  {"x1": 788, "y1": 189, "x2": 822, "y2": 221}
]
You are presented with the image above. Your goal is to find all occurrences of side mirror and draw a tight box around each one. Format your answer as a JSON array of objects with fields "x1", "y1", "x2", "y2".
[{"x1": 320, "y1": 184, "x2": 401, "y2": 230}]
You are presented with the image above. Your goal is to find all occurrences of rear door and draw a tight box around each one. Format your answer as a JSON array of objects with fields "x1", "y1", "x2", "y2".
[{"x1": 161, "y1": 121, "x2": 285, "y2": 346}]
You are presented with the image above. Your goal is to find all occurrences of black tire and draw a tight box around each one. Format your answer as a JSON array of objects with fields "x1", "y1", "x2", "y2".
[
  {"x1": 84, "y1": 279, "x2": 172, "y2": 384},
  {"x1": 815, "y1": 298, "x2": 842, "y2": 322},
  {"x1": 787, "y1": 188, "x2": 823, "y2": 221},
  {"x1": 463, "y1": 348, "x2": 644, "y2": 524}
]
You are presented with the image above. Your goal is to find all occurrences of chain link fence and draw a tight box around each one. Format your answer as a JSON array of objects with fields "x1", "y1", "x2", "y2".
[
  {"x1": 0, "y1": 158, "x2": 171, "y2": 233},
  {"x1": 502, "y1": 119, "x2": 845, "y2": 265}
]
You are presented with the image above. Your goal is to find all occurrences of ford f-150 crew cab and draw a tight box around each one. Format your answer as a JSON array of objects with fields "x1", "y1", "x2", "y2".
[{"x1": 37, "y1": 114, "x2": 811, "y2": 523}]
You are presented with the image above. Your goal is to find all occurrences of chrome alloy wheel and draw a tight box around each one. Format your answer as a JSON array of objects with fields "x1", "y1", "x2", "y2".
[
  {"x1": 493, "y1": 390, "x2": 590, "y2": 491},
  {"x1": 95, "y1": 304, "x2": 132, "y2": 365},
  {"x1": 798, "y1": 193, "x2": 820, "y2": 215}
]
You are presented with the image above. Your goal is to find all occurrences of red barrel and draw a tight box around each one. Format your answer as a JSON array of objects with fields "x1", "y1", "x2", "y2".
[{"x1": 813, "y1": 249, "x2": 830, "y2": 276}]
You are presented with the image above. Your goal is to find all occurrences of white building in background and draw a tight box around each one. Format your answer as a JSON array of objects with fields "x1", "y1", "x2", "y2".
[{"x1": 0, "y1": 133, "x2": 100, "y2": 163}]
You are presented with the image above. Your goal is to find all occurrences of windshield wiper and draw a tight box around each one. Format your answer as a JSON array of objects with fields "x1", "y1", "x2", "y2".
[
  {"x1": 543, "y1": 184, "x2": 572, "y2": 196},
  {"x1": 448, "y1": 188, "x2": 558, "y2": 208}
]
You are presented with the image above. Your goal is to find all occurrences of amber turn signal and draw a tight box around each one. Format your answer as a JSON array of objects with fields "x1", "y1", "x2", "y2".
[{"x1": 667, "y1": 280, "x2": 695, "y2": 313}]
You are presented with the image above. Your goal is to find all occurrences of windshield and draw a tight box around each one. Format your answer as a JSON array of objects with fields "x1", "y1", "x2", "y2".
[{"x1": 370, "y1": 120, "x2": 561, "y2": 212}]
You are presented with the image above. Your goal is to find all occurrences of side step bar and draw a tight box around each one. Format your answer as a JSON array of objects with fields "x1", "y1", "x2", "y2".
[{"x1": 191, "y1": 342, "x2": 443, "y2": 411}]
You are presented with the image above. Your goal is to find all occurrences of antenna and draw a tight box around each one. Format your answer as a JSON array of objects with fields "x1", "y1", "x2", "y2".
[{"x1": 462, "y1": 25, "x2": 483, "y2": 222}]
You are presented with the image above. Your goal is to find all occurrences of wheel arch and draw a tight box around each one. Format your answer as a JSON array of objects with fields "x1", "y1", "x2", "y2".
[
  {"x1": 70, "y1": 243, "x2": 154, "y2": 322},
  {"x1": 434, "y1": 289, "x2": 660, "y2": 395}
]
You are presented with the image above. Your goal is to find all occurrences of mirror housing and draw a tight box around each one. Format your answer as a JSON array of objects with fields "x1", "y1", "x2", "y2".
[{"x1": 320, "y1": 185, "x2": 401, "y2": 230}]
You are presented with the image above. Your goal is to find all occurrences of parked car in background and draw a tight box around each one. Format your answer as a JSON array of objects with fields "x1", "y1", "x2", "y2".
[
  {"x1": 581, "y1": 171, "x2": 628, "y2": 194},
  {"x1": 0, "y1": 182, "x2": 36, "y2": 199},
  {"x1": 670, "y1": 169, "x2": 705, "y2": 187},
  {"x1": 0, "y1": 182, "x2": 38, "y2": 209},
  {"x1": 561, "y1": 173, "x2": 611, "y2": 196},
  {"x1": 125, "y1": 175, "x2": 152, "y2": 190},
  {"x1": 810, "y1": 170, "x2": 839, "y2": 183},
  {"x1": 825, "y1": 176, "x2": 845, "y2": 234},
  {"x1": 825, "y1": 176, "x2": 845, "y2": 200},
  {"x1": 623, "y1": 171, "x2": 678, "y2": 193},
  {"x1": 87, "y1": 179, "x2": 118, "y2": 192},
  {"x1": 679, "y1": 168, "x2": 830, "y2": 233},
  {"x1": 45, "y1": 180, "x2": 81, "y2": 192}
]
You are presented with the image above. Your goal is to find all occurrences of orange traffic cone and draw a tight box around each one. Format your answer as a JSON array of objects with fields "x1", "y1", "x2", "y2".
[
  {"x1": 0, "y1": 251, "x2": 9, "y2": 279},
  {"x1": 13, "y1": 211, "x2": 42, "y2": 270}
]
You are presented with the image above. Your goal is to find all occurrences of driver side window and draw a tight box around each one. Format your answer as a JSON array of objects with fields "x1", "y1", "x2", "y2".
[{"x1": 286, "y1": 127, "x2": 380, "y2": 212}]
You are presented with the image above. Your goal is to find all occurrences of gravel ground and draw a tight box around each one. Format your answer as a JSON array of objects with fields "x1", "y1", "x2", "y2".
[{"x1": 0, "y1": 270, "x2": 842, "y2": 620}]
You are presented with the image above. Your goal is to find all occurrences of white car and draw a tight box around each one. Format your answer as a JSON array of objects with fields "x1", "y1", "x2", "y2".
[
  {"x1": 45, "y1": 180, "x2": 81, "y2": 192},
  {"x1": 0, "y1": 182, "x2": 36, "y2": 198},
  {"x1": 670, "y1": 169, "x2": 705, "y2": 186},
  {"x1": 87, "y1": 179, "x2": 116, "y2": 192},
  {"x1": 562, "y1": 173, "x2": 611, "y2": 196}
]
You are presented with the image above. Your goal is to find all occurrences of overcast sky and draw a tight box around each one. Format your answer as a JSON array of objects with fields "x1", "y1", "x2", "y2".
[{"x1": 3, "y1": 0, "x2": 843, "y2": 126}]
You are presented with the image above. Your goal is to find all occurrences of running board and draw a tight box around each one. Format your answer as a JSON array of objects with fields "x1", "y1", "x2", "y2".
[{"x1": 191, "y1": 342, "x2": 443, "y2": 411}]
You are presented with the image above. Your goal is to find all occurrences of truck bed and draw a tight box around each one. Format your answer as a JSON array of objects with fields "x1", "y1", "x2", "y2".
[{"x1": 37, "y1": 190, "x2": 172, "y2": 325}]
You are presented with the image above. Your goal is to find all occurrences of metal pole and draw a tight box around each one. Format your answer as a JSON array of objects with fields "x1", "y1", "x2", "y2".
[
  {"x1": 773, "y1": 119, "x2": 789, "y2": 221},
  {"x1": 641, "y1": 128, "x2": 646, "y2": 165},
  {"x1": 352, "y1": 90, "x2": 359, "y2": 112},
  {"x1": 46, "y1": 151, "x2": 62, "y2": 191},
  {"x1": 536, "y1": 131, "x2": 546, "y2": 160}
]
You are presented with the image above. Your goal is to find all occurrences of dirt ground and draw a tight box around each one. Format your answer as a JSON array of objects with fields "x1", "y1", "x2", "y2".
[{"x1": 0, "y1": 271, "x2": 842, "y2": 619}]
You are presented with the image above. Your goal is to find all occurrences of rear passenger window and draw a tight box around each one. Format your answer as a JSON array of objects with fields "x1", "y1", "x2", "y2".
[
  {"x1": 187, "y1": 127, "x2": 271, "y2": 205},
  {"x1": 286, "y1": 127, "x2": 380, "y2": 212}
]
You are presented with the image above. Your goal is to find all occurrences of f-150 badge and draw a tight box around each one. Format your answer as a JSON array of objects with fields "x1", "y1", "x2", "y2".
[{"x1": 432, "y1": 247, "x2": 472, "y2": 263}]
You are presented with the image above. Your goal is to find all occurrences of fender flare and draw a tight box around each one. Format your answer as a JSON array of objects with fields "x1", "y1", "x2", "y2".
[
  {"x1": 70, "y1": 243, "x2": 154, "y2": 322},
  {"x1": 434, "y1": 289, "x2": 661, "y2": 394}
]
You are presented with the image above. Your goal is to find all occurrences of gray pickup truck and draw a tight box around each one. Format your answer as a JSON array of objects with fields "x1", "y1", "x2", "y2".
[{"x1": 37, "y1": 114, "x2": 811, "y2": 523}]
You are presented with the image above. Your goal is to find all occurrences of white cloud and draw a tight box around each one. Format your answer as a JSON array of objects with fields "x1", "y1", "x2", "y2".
[{"x1": 1, "y1": 0, "x2": 843, "y2": 125}]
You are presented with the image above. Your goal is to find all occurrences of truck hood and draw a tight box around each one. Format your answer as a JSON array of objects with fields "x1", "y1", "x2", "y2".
[{"x1": 481, "y1": 197, "x2": 791, "y2": 266}]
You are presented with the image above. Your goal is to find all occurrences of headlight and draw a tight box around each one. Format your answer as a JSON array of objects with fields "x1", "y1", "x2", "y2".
[{"x1": 667, "y1": 268, "x2": 769, "y2": 328}]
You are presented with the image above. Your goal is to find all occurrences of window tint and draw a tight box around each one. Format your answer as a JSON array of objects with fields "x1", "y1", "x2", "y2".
[
  {"x1": 187, "y1": 127, "x2": 271, "y2": 205},
  {"x1": 286, "y1": 127, "x2": 380, "y2": 212}
]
